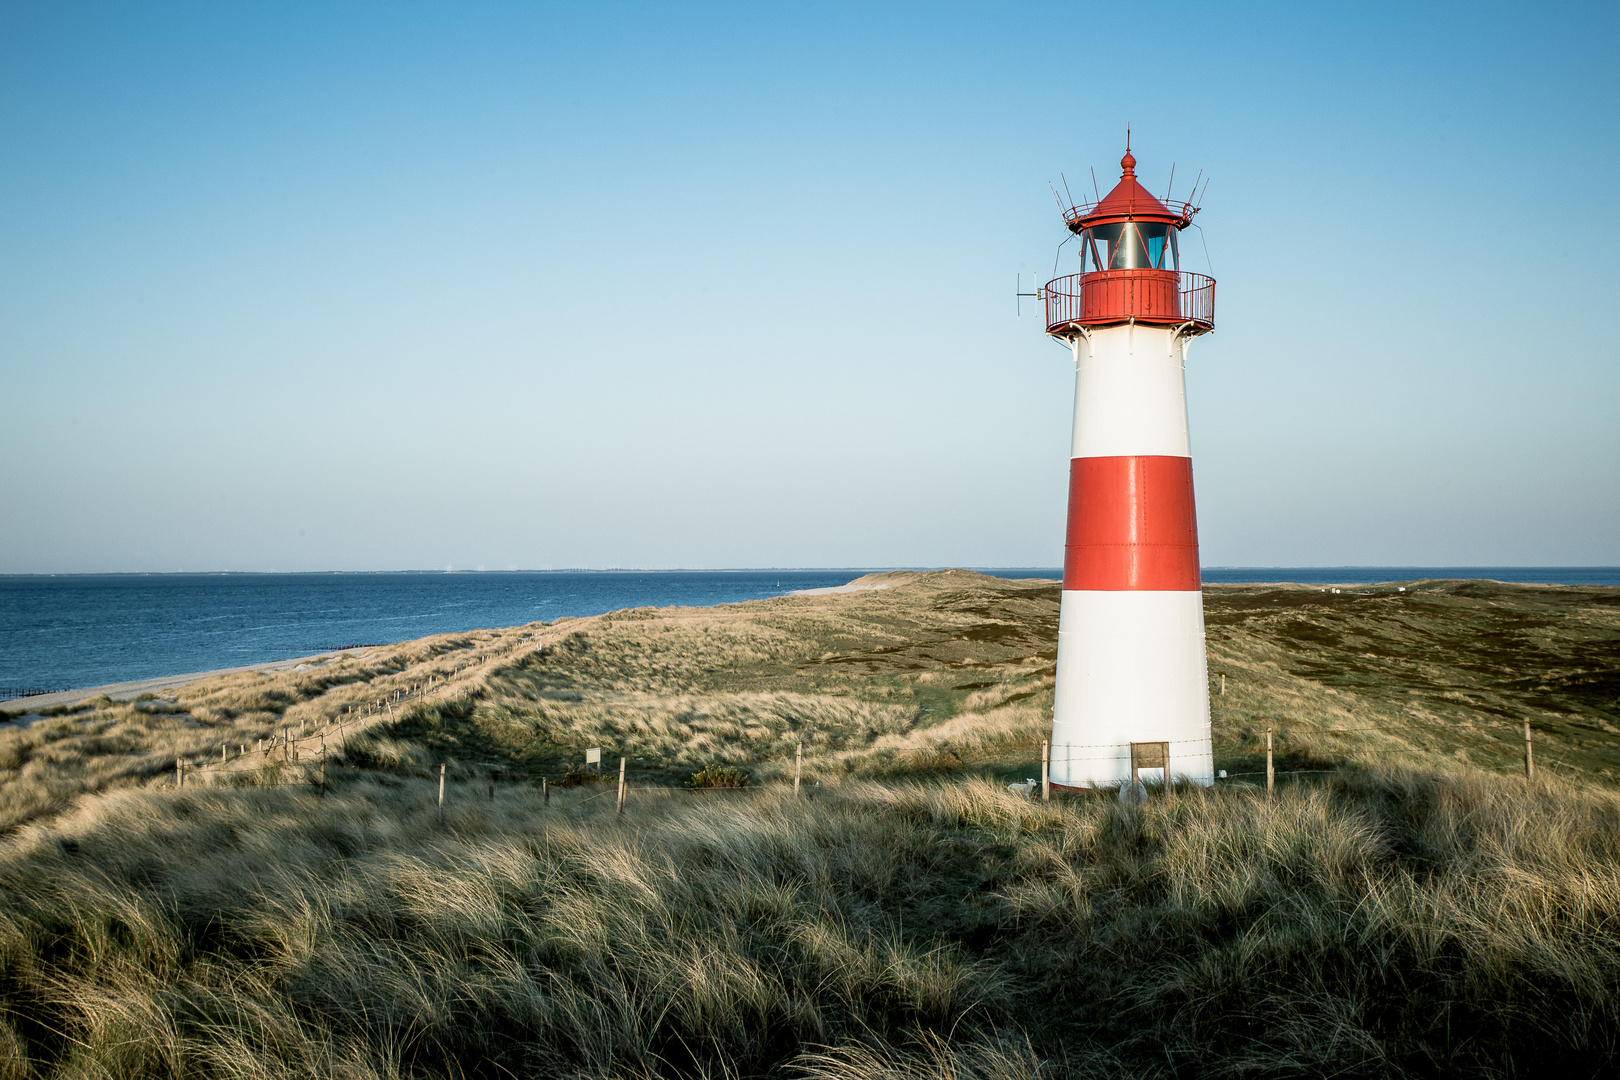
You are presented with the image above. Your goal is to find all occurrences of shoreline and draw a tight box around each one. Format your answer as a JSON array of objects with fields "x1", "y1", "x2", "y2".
[
  {"x1": 1, "y1": 650, "x2": 372, "y2": 714},
  {"x1": 7, "y1": 573, "x2": 924, "y2": 712}
]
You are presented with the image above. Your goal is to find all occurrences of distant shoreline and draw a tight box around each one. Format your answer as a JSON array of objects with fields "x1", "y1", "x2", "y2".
[
  {"x1": 0, "y1": 567, "x2": 1062, "y2": 579},
  {"x1": 2, "y1": 566, "x2": 1614, "y2": 582},
  {"x1": 5, "y1": 571, "x2": 1616, "y2": 710}
]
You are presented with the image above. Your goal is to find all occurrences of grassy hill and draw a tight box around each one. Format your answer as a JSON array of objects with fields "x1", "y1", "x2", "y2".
[
  {"x1": 1204, "y1": 579, "x2": 1620, "y2": 784},
  {"x1": 370, "y1": 569, "x2": 1620, "y2": 790},
  {"x1": 0, "y1": 571, "x2": 1615, "y2": 1078}
]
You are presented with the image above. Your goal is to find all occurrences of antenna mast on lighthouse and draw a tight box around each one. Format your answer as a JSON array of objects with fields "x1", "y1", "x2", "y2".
[{"x1": 1039, "y1": 142, "x2": 1217, "y2": 792}]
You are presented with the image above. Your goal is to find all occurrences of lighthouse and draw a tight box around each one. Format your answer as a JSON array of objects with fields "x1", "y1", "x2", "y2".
[{"x1": 1042, "y1": 144, "x2": 1216, "y2": 790}]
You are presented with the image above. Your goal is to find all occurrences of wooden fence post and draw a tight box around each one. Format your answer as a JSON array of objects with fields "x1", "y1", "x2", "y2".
[
  {"x1": 795, "y1": 742, "x2": 802, "y2": 797},
  {"x1": 1524, "y1": 720, "x2": 1535, "y2": 780},
  {"x1": 1041, "y1": 740, "x2": 1050, "y2": 802},
  {"x1": 176, "y1": 757, "x2": 183, "y2": 788},
  {"x1": 1265, "y1": 728, "x2": 1275, "y2": 800},
  {"x1": 542, "y1": 776, "x2": 549, "y2": 805},
  {"x1": 1220, "y1": 674, "x2": 1226, "y2": 696},
  {"x1": 617, "y1": 757, "x2": 626, "y2": 815},
  {"x1": 438, "y1": 763, "x2": 446, "y2": 824}
]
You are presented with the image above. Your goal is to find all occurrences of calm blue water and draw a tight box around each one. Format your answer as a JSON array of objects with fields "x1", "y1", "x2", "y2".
[
  {"x1": 2, "y1": 567, "x2": 1614, "y2": 693},
  {"x1": 0, "y1": 569, "x2": 1053, "y2": 692}
]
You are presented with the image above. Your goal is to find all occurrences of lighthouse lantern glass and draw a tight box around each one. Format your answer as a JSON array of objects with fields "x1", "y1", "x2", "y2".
[
  {"x1": 1082, "y1": 222, "x2": 1178, "y2": 271},
  {"x1": 1145, "y1": 232, "x2": 1167, "y2": 268},
  {"x1": 1083, "y1": 233, "x2": 1106, "y2": 272}
]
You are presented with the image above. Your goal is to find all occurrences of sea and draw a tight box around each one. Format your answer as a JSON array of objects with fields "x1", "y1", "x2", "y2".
[{"x1": 2, "y1": 567, "x2": 1616, "y2": 695}]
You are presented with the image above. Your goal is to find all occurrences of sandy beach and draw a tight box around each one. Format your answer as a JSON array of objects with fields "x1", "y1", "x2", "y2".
[
  {"x1": 0, "y1": 650, "x2": 371, "y2": 714},
  {"x1": 789, "y1": 582, "x2": 892, "y2": 596}
]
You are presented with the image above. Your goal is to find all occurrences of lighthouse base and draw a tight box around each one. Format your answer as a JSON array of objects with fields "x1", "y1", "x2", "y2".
[{"x1": 1048, "y1": 589, "x2": 1214, "y2": 788}]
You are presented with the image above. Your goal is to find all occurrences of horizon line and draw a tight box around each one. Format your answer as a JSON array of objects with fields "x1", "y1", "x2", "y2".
[{"x1": 2, "y1": 564, "x2": 1618, "y2": 579}]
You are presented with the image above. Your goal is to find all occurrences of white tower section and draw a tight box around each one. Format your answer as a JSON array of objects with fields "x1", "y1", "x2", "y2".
[{"x1": 1048, "y1": 325, "x2": 1213, "y2": 788}]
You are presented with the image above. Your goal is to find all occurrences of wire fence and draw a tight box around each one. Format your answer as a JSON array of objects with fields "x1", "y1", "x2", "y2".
[
  {"x1": 1034, "y1": 713, "x2": 1595, "y2": 796},
  {"x1": 169, "y1": 717, "x2": 1581, "y2": 788},
  {"x1": 151, "y1": 654, "x2": 1598, "y2": 809},
  {"x1": 168, "y1": 674, "x2": 455, "y2": 787},
  {"x1": 1212, "y1": 719, "x2": 1598, "y2": 780},
  {"x1": 0, "y1": 688, "x2": 70, "y2": 703}
]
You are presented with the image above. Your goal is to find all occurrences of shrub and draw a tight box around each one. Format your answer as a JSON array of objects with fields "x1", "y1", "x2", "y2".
[
  {"x1": 686, "y1": 763, "x2": 750, "y2": 788},
  {"x1": 556, "y1": 762, "x2": 608, "y2": 787}
]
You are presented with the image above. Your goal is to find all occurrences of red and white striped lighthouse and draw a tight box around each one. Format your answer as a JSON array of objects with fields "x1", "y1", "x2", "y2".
[{"x1": 1042, "y1": 144, "x2": 1216, "y2": 790}]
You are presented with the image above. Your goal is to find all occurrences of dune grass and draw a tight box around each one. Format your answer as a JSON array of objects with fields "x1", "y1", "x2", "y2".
[
  {"x1": 0, "y1": 637, "x2": 523, "y2": 832},
  {"x1": 1203, "y1": 579, "x2": 1620, "y2": 783},
  {"x1": 428, "y1": 570, "x2": 1061, "y2": 785},
  {"x1": 0, "y1": 767, "x2": 1614, "y2": 1077}
]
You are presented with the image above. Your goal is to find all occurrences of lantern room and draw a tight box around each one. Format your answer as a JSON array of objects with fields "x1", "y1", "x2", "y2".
[
  {"x1": 1078, "y1": 219, "x2": 1178, "y2": 273},
  {"x1": 1044, "y1": 147, "x2": 1215, "y2": 336}
]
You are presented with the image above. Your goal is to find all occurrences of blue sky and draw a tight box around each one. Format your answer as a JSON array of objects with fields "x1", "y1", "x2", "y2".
[{"x1": 2, "y1": 1, "x2": 1616, "y2": 572}]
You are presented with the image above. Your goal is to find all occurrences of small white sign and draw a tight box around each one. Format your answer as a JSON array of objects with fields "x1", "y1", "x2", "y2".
[{"x1": 585, "y1": 747, "x2": 601, "y2": 766}]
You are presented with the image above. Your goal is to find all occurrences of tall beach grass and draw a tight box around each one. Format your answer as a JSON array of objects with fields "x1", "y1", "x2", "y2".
[{"x1": 0, "y1": 767, "x2": 1613, "y2": 1077}]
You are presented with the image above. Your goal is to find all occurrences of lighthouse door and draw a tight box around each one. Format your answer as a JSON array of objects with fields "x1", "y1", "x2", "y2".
[{"x1": 1130, "y1": 741, "x2": 1170, "y2": 787}]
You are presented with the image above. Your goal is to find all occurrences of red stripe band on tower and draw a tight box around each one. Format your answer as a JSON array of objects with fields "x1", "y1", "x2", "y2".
[{"x1": 1063, "y1": 455, "x2": 1201, "y2": 591}]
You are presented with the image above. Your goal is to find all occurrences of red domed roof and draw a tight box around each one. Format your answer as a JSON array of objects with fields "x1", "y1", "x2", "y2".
[{"x1": 1063, "y1": 147, "x2": 1198, "y2": 233}]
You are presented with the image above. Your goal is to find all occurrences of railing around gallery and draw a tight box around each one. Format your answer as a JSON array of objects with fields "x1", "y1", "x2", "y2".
[{"x1": 1043, "y1": 270, "x2": 1215, "y2": 333}]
